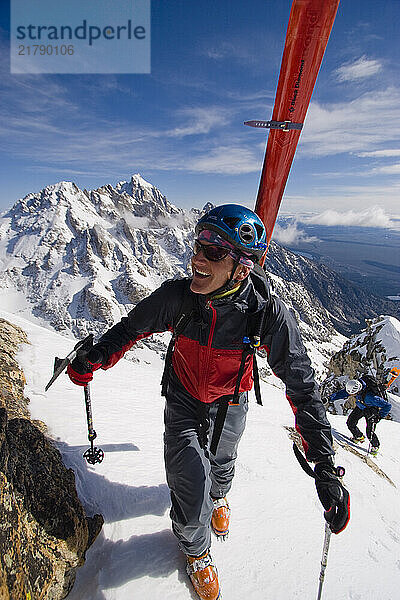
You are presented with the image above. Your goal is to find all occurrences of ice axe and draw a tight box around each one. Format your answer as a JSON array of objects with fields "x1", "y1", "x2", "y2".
[
  {"x1": 45, "y1": 334, "x2": 94, "y2": 391},
  {"x1": 45, "y1": 334, "x2": 104, "y2": 465}
]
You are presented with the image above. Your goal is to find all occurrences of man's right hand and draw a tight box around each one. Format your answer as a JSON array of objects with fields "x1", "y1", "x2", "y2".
[
  {"x1": 67, "y1": 348, "x2": 104, "y2": 386},
  {"x1": 314, "y1": 461, "x2": 350, "y2": 534}
]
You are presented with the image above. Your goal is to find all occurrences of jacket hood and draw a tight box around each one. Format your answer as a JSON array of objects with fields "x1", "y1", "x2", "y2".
[{"x1": 216, "y1": 265, "x2": 271, "y2": 314}]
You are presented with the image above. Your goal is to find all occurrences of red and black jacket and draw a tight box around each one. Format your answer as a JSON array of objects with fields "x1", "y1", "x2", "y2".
[{"x1": 96, "y1": 270, "x2": 334, "y2": 462}]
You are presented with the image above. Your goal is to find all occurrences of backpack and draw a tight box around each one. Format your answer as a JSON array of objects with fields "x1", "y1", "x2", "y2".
[
  {"x1": 161, "y1": 284, "x2": 265, "y2": 454},
  {"x1": 360, "y1": 374, "x2": 388, "y2": 401}
]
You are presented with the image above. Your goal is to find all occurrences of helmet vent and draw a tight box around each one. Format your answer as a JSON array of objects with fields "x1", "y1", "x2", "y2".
[
  {"x1": 222, "y1": 216, "x2": 240, "y2": 230},
  {"x1": 254, "y1": 223, "x2": 264, "y2": 241},
  {"x1": 238, "y1": 223, "x2": 255, "y2": 244}
]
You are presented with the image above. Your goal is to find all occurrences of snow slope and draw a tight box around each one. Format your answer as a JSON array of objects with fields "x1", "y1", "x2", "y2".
[{"x1": 5, "y1": 308, "x2": 400, "y2": 600}]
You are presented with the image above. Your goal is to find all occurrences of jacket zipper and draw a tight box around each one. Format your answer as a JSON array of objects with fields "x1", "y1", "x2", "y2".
[{"x1": 200, "y1": 300, "x2": 217, "y2": 402}]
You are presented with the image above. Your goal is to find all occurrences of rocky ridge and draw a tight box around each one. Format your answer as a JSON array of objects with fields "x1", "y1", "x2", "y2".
[{"x1": 0, "y1": 318, "x2": 103, "y2": 599}]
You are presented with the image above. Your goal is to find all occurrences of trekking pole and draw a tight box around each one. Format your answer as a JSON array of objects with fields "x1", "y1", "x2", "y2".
[
  {"x1": 45, "y1": 334, "x2": 104, "y2": 465},
  {"x1": 292, "y1": 444, "x2": 342, "y2": 600},
  {"x1": 316, "y1": 522, "x2": 332, "y2": 600},
  {"x1": 82, "y1": 383, "x2": 104, "y2": 465}
]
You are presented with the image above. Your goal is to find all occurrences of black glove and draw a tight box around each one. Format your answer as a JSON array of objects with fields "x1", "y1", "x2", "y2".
[
  {"x1": 314, "y1": 461, "x2": 350, "y2": 534},
  {"x1": 67, "y1": 347, "x2": 104, "y2": 386}
]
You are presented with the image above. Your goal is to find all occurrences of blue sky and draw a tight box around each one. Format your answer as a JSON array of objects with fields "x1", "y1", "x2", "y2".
[{"x1": 1, "y1": 0, "x2": 399, "y2": 230}]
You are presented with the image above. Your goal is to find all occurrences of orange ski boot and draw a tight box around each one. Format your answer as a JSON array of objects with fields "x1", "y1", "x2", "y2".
[
  {"x1": 186, "y1": 551, "x2": 221, "y2": 600},
  {"x1": 211, "y1": 497, "x2": 230, "y2": 540}
]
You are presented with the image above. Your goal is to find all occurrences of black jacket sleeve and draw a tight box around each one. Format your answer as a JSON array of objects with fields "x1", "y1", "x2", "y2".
[
  {"x1": 95, "y1": 279, "x2": 188, "y2": 368},
  {"x1": 261, "y1": 294, "x2": 334, "y2": 463}
]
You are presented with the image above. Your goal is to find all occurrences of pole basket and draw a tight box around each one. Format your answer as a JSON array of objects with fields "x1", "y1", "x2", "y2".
[{"x1": 83, "y1": 446, "x2": 105, "y2": 465}]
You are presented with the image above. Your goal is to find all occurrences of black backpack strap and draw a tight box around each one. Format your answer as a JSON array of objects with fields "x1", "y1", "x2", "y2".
[
  {"x1": 197, "y1": 401, "x2": 210, "y2": 450},
  {"x1": 209, "y1": 396, "x2": 230, "y2": 455},
  {"x1": 209, "y1": 307, "x2": 266, "y2": 455},
  {"x1": 161, "y1": 291, "x2": 195, "y2": 397},
  {"x1": 247, "y1": 307, "x2": 266, "y2": 406},
  {"x1": 210, "y1": 336, "x2": 252, "y2": 455},
  {"x1": 253, "y1": 352, "x2": 262, "y2": 406}
]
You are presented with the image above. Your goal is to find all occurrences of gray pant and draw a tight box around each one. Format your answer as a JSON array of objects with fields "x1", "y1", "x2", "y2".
[{"x1": 164, "y1": 372, "x2": 248, "y2": 556}]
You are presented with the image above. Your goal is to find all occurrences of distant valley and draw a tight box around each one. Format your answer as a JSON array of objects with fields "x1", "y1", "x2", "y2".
[{"x1": 279, "y1": 221, "x2": 400, "y2": 298}]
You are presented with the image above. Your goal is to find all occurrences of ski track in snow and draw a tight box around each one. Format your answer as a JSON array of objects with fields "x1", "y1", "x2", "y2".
[{"x1": 3, "y1": 308, "x2": 400, "y2": 600}]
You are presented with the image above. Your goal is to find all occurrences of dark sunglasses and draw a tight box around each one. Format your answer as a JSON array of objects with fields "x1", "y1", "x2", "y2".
[{"x1": 193, "y1": 240, "x2": 231, "y2": 262}]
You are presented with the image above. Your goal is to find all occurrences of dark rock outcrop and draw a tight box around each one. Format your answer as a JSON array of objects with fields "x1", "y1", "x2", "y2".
[{"x1": 0, "y1": 319, "x2": 103, "y2": 599}]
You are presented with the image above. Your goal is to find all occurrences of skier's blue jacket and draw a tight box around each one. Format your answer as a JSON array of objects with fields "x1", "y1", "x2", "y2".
[{"x1": 330, "y1": 380, "x2": 391, "y2": 418}]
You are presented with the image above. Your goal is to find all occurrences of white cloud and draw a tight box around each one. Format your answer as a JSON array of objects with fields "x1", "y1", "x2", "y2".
[
  {"x1": 186, "y1": 146, "x2": 260, "y2": 175},
  {"x1": 335, "y1": 56, "x2": 382, "y2": 82},
  {"x1": 300, "y1": 88, "x2": 400, "y2": 157},
  {"x1": 278, "y1": 185, "x2": 400, "y2": 224},
  {"x1": 226, "y1": 89, "x2": 275, "y2": 103},
  {"x1": 201, "y1": 38, "x2": 260, "y2": 67},
  {"x1": 301, "y1": 206, "x2": 394, "y2": 228},
  {"x1": 165, "y1": 106, "x2": 231, "y2": 138},
  {"x1": 120, "y1": 212, "x2": 151, "y2": 229},
  {"x1": 372, "y1": 163, "x2": 400, "y2": 175},
  {"x1": 357, "y1": 149, "x2": 400, "y2": 158},
  {"x1": 272, "y1": 222, "x2": 319, "y2": 246}
]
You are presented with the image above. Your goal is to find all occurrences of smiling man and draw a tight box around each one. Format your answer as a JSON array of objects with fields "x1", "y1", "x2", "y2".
[
  {"x1": 67, "y1": 204, "x2": 350, "y2": 600},
  {"x1": 190, "y1": 232, "x2": 252, "y2": 296}
]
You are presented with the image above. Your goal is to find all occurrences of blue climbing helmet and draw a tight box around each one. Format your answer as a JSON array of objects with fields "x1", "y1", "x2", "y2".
[{"x1": 195, "y1": 204, "x2": 267, "y2": 263}]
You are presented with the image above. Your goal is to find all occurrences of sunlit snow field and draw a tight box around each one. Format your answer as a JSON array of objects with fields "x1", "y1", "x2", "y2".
[{"x1": 4, "y1": 309, "x2": 400, "y2": 600}]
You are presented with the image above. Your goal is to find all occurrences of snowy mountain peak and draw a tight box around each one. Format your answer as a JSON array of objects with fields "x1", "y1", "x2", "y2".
[
  {"x1": 338, "y1": 314, "x2": 400, "y2": 383},
  {"x1": 116, "y1": 173, "x2": 154, "y2": 192},
  {"x1": 201, "y1": 202, "x2": 215, "y2": 213},
  {"x1": 112, "y1": 174, "x2": 185, "y2": 224},
  {"x1": 8, "y1": 180, "x2": 83, "y2": 216},
  {"x1": 0, "y1": 176, "x2": 197, "y2": 338}
]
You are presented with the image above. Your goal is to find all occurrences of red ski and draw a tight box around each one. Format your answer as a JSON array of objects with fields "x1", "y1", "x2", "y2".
[{"x1": 248, "y1": 0, "x2": 340, "y2": 248}]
